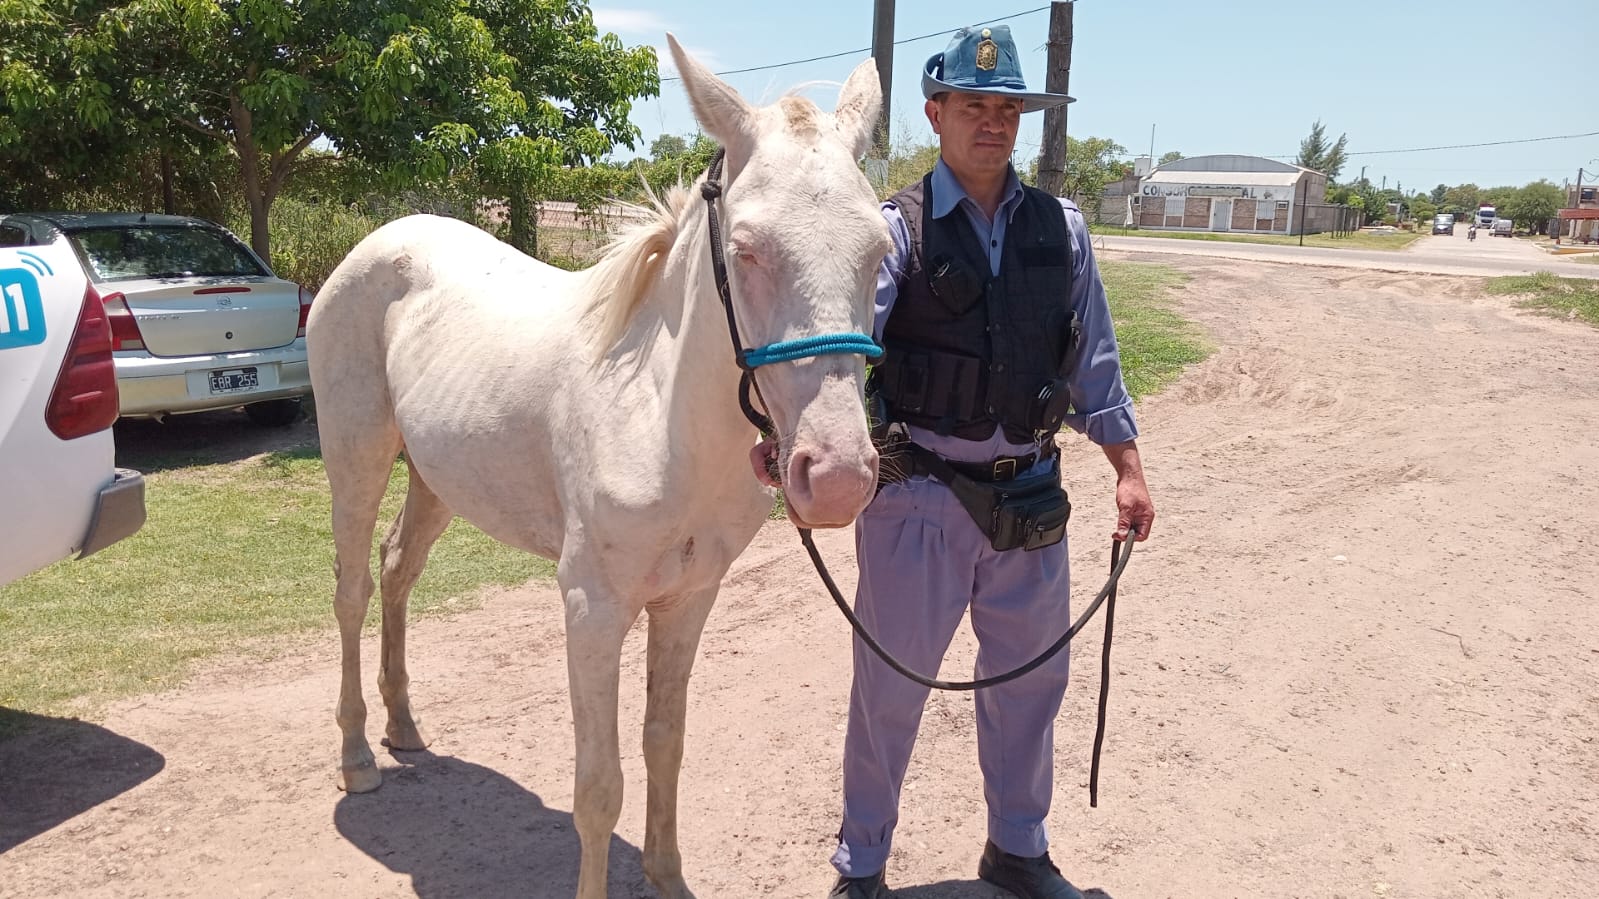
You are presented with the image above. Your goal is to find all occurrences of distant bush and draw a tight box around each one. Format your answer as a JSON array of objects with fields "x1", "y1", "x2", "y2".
[{"x1": 230, "y1": 199, "x2": 381, "y2": 292}]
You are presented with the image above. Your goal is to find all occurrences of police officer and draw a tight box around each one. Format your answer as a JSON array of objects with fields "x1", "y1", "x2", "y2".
[{"x1": 827, "y1": 24, "x2": 1155, "y2": 899}]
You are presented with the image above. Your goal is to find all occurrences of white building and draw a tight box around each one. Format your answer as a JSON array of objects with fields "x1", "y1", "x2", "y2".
[{"x1": 1134, "y1": 155, "x2": 1330, "y2": 235}]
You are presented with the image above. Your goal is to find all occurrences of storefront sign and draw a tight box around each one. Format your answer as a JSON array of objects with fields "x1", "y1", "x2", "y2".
[{"x1": 1140, "y1": 182, "x2": 1285, "y2": 200}]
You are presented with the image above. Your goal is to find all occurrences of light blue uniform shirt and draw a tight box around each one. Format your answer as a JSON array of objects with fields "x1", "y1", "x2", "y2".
[{"x1": 875, "y1": 160, "x2": 1140, "y2": 463}]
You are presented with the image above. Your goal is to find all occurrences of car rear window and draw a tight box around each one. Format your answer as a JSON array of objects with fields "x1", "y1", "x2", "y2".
[{"x1": 66, "y1": 226, "x2": 269, "y2": 282}]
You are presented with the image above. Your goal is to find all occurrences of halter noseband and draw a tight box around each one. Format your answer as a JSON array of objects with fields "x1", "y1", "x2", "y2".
[{"x1": 700, "y1": 148, "x2": 882, "y2": 437}]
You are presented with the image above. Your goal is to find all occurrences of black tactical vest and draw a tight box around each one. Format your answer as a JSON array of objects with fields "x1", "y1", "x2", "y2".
[{"x1": 875, "y1": 174, "x2": 1075, "y2": 443}]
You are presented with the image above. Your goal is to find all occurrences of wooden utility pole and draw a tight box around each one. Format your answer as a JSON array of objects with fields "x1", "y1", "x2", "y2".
[
  {"x1": 1036, "y1": 2, "x2": 1074, "y2": 197},
  {"x1": 870, "y1": 0, "x2": 895, "y2": 159}
]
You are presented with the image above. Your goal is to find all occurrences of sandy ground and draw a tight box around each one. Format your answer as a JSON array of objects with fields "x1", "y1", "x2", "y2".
[{"x1": 3, "y1": 255, "x2": 1598, "y2": 899}]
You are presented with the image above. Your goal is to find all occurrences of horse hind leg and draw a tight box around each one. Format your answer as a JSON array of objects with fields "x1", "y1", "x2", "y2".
[
  {"x1": 376, "y1": 458, "x2": 453, "y2": 752},
  {"x1": 641, "y1": 587, "x2": 717, "y2": 899},
  {"x1": 325, "y1": 423, "x2": 403, "y2": 793}
]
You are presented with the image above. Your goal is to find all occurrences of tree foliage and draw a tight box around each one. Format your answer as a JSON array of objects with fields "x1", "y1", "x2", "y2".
[
  {"x1": 1060, "y1": 136, "x2": 1130, "y2": 209},
  {"x1": 1295, "y1": 120, "x2": 1348, "y2": 180},
  {"x1": 1158, "y1": 150, "x2": 1184, "y2": 165},
  {"x1": 0, "y1": 0, "x2": 659, "y2": 260},
  {"x1": 648, "y1": 133, "x2": 688, "y2": 160},
  {"x1": 1503, "y1": 180, "x2": 1565, "y2": 234},
  {"x1": 1441, "y1": 183, "x2": 1481, "y2": 215}
]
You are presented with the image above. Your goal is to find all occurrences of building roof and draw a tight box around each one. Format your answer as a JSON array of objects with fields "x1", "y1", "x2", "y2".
[
  {"x1": 1152, "y1": 154, "x2": 1321, "y2": 177},
  {"x1": 1558, "y1": 207, "x2": 1599, "y2": 220},
  {"x1": 1142, "y1": 169, "x2": 1306, "y2": 188}
]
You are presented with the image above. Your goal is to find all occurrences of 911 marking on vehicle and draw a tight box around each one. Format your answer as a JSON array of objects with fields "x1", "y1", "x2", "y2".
[{"x1": 0, "y1": 268, "x2": 48, "y2": 350}]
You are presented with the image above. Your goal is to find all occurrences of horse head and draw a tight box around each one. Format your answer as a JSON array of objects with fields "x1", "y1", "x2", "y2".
[{"x1": 669, "y1": 34, "x2": 887, "y2": 528}]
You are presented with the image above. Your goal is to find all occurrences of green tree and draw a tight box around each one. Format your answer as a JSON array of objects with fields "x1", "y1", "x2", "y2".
[
  {"x1": 0, "y1": 0, "x2": 658, "y2": 260},
  {"x1": 1061, "y1": 136, "x2": 1130, "y2": 211},
  {"x1": 1158, "y1": 150, "x2": 1184, "y2": 165},
  {"x1": 649, "y1": 133, "x2": 689, "y2": 160},
  {"x1": 1504, "y1": 180, "x2": 1565, "y2": 234},
  {"x1": 1430, "y1": 183, "x2": 1448, "y2": 205},
  {"x1": 1295, "y1": 120, "x2": 1349, "y2": 180},
  {"x1": 1357, "y1": 182, "x2": 1392, "y2": 224},
  {"x1": 879, "y1": 140, "x2": 941, "y2": 198},
  {"x1": 1023, "y1": 137, "x2": 1128, "y2": 216},
  {"x1": 1442, "y1": 183, "x2": 1481, "y2": 215},
  {"x1": 1481, "y1": 186, "x2": 1519, "y2": 216}
]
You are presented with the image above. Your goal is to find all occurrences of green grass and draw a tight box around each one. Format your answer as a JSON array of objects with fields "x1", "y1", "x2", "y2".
[
  {"x1": 1100, "y1": 260, "x2": 1212, "y2": 398},
  {"x1": 1096, "y1": 225, "x2": 1425, "y2": 252},
  {"x1": 0, "y1": 448, "x2": 552, "y2": 733},
  {"x1": 1485, "y1": 272, "x2": 1599, "y2": 327}
]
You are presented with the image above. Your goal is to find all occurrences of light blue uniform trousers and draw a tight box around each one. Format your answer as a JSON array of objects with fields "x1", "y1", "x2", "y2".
[{"x1": 831, "y1": 461, "x2": 1073, "y2": 878}]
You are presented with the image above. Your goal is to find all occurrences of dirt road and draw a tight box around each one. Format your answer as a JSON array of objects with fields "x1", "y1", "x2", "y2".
[
  {"x1": 1096, "y1": 231, "x2": 1599, "y2": 280},
  {"x1": 4, "y1": 255, "x2": 1597, "y2": 898}
]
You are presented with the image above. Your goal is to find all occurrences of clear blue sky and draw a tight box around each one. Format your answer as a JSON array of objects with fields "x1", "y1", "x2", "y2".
[{"x1": 592, "y1": 0, "x2": 1598, "y2": 193}]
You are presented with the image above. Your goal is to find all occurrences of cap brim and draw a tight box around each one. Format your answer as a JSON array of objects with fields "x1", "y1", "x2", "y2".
[{"x1": 920, "y1": 68, "x2": 1074, "y2": 112}]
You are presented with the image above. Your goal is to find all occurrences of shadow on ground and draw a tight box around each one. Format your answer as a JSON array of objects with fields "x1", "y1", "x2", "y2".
[
  {"x1": 113, "y1": 409, "x2": 320, "y2": 473},
  {"x1": 0, "y1": 709, "x2": 166, "y2": 854},
  {"x1": 896, "y1": 880, "x2": 1114, "y2": 899},
  {"x1": 334, "y1": 749, "x2": 652, "y2": 898}
]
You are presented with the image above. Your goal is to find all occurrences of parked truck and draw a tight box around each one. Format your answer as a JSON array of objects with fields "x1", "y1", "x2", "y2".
[{"x1": 1491, "y1": 219, "x2": 1514, "y2": 237}]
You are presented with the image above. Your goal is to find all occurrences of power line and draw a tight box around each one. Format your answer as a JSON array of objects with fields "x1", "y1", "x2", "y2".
[
  {"x1": 1268, "y1": 129, "x2": 1599, "y2": 160},
  {"x1": 660, "y1": 5, "x2": 1052, "y2": 82}
]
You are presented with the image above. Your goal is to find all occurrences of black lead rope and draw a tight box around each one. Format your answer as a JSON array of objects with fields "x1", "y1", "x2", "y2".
[
  {"x1": 798, "y1": 526, "x2": 1136, "y2": 805},
  {"x1": 1090, "y1": 537, "x2": 1119, "y2": 808}
]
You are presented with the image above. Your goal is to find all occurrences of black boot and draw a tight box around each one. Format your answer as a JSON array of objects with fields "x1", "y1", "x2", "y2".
[
  {"x1": 829, "y1": 868, "x2": 892, "y2": 898},
  {"x1": 976, "y1": 840, "x2": 1085, "y2": 899}
]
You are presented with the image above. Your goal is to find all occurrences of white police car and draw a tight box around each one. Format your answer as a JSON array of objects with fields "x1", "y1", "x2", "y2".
[{"x1": 1, "y1": 241, "x2": 145, "y2": 586}]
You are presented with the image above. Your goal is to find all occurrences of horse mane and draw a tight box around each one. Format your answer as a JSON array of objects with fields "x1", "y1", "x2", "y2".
[{"x1": 583, "y1": 181, "x2": 693, "y2": 354}]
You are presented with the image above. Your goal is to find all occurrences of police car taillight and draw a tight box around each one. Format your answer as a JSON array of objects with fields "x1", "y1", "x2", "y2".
[
  {"x1": 47, "y1": 283, "x2": 121, "y2": 440},
  {"x1": 96, "y1": 289, "x2": 145, "y2": 351},
  {"x1": 296, "y1": 285, "x2": 313, "y2": 338}
]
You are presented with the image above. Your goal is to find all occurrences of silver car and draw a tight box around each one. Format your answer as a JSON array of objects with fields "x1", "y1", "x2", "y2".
[{"x1": 0, "y1": 212, "x2": 312, "y2": 425}]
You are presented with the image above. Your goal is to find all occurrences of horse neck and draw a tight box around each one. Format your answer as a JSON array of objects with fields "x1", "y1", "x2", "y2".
[{"x1": 641, "y1": 201, "x2": 757, "y2": 454}]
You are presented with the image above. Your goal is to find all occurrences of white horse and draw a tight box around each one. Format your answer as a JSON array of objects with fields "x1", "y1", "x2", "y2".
[{"x1": 307, "y1": 35, "x2": 887, "y2": 899}]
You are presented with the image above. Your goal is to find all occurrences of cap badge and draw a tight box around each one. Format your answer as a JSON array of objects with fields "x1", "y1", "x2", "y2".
[{"x1": 976, "y1": 38, "x2": 998, "y2": 71}]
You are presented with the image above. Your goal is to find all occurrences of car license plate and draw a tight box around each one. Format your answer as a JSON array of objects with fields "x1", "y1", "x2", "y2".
[{"x1": 208, "y1": 367, "x2": 259, "y2": 394}]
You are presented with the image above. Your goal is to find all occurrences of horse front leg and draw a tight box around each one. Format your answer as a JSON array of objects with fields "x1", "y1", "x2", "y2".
[
  {"x1": 641, "y1": 587, "x2": 717, "y2": 898},
  {"x1": 564, "y1": 578, "x2": 637, "y2": 899}
]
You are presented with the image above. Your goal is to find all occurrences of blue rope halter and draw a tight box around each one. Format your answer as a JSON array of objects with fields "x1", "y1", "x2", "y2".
[{"x1": 740, "y1": 333, "x2": 883, "y2": 369}]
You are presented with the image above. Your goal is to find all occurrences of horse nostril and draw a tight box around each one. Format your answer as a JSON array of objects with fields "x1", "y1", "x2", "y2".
[{"x1": 787, "y1": 449, "x2": 815, "y2": 493}]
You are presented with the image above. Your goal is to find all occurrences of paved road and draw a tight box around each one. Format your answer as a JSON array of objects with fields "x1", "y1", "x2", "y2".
[{"x1": 1097, "y1": 230, "x2": 1599, "y2": 279}]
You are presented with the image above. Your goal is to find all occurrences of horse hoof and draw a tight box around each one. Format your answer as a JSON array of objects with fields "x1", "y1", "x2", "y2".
[
  {"x1": 644, "y1": 869, "x2": 695, "y2": 899},
  {"x1": 339, "y1": 760, "x2": 383, "y2": 793},
  {"x1": 382, "y1": 721, "x2": 431, "y2": 752}
]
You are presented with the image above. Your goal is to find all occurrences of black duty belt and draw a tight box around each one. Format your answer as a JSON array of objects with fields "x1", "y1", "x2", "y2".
[{"x1": 895, "y1": 448, "x2": 1051, "y2": 483}]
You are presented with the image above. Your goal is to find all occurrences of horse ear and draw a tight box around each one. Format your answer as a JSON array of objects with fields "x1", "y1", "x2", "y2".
[
  {"x1": 834, "y1": 57, "x2": 883, "y2": 160},
  {"x1": 668, "y1": 34, "x2": 753, "y2": 156}
]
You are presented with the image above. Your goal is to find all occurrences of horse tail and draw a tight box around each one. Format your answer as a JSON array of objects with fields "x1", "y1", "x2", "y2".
[{"x1": 582, "y1": 184, "x2": 689, "y2": 355}]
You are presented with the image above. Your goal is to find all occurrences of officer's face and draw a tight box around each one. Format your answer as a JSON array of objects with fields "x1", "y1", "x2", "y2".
[{"x1": 927, "y1": 92, "x2": 1024, "y2": 181}]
